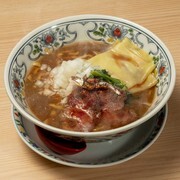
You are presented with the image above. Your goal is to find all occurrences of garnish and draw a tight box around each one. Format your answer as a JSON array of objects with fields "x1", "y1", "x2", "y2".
[{"x1": 89, "y1": 69, "x2": 127, "y2": 90}]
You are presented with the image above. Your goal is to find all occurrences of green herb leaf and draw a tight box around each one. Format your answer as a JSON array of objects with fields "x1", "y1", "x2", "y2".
[{"x1": 90, "y1": 69, "x2": 127, "y2": 90}]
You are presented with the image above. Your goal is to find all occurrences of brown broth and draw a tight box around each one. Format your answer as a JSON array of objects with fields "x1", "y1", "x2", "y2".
[{"x1": 24, "y1": 41, "x2": 155, "y2": 132}]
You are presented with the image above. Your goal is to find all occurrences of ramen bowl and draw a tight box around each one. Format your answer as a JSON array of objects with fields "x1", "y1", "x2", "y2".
[{"x1": 4, "y1": 15, "x2": 175, "y2": 149}]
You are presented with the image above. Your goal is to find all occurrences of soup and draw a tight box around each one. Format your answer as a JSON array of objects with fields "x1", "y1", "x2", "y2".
[{"x1": 24, "y1": 39, "x2": 156, "y2": 132}]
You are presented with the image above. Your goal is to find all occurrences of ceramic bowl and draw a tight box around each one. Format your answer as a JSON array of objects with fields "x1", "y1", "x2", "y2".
[{"x1": 4, "y1": 15, "x2": 175, "y2": 145}]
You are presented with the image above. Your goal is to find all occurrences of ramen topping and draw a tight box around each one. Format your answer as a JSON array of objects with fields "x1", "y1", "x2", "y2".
[{"x1": 60, "y1": 85, "x2": 136, "y2": 132}]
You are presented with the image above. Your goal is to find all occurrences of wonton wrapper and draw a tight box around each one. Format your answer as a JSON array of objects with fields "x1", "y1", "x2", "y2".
[{"x1": 88, "y1": 38, "x2": 157, "y2": 93}]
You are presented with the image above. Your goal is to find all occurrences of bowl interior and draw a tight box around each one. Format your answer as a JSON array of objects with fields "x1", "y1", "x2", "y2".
[{"x1": 5, "y1": 15, "x2": 175, "y2": 135}]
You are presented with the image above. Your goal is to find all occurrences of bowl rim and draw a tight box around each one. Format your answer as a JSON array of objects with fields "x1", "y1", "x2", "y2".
[{"x1": 4, "y1": 14, "x2": 176, "y2": 137}]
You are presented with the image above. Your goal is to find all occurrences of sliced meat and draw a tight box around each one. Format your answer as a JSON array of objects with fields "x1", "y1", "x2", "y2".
[
  {"x1": 59, "y1": 107, "x2": 94, "y2": 132},
  {"x1": 61, "y1": 85, "x2": 136, "y2": 132},
  {"x1": 94, "y1": 108, "x2": 137, "y2": 131}
]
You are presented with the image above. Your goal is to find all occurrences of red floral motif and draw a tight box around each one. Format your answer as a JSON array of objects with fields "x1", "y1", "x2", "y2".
[
  {"x1": 113, "y1": 28, "x2": 121, "y2": 37},
  {"x1": 13, "y1": 79, "x2": 20, "y2": 89},
  {"x1": 45, "y1": 34, "x2": 54, "y2": 44},
  {"x1": 159, "y1": 66, "x2": 165, "y2": 75},
  {"x1": 14, "y1": 112, "x2": 19, "y2": 117}
]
